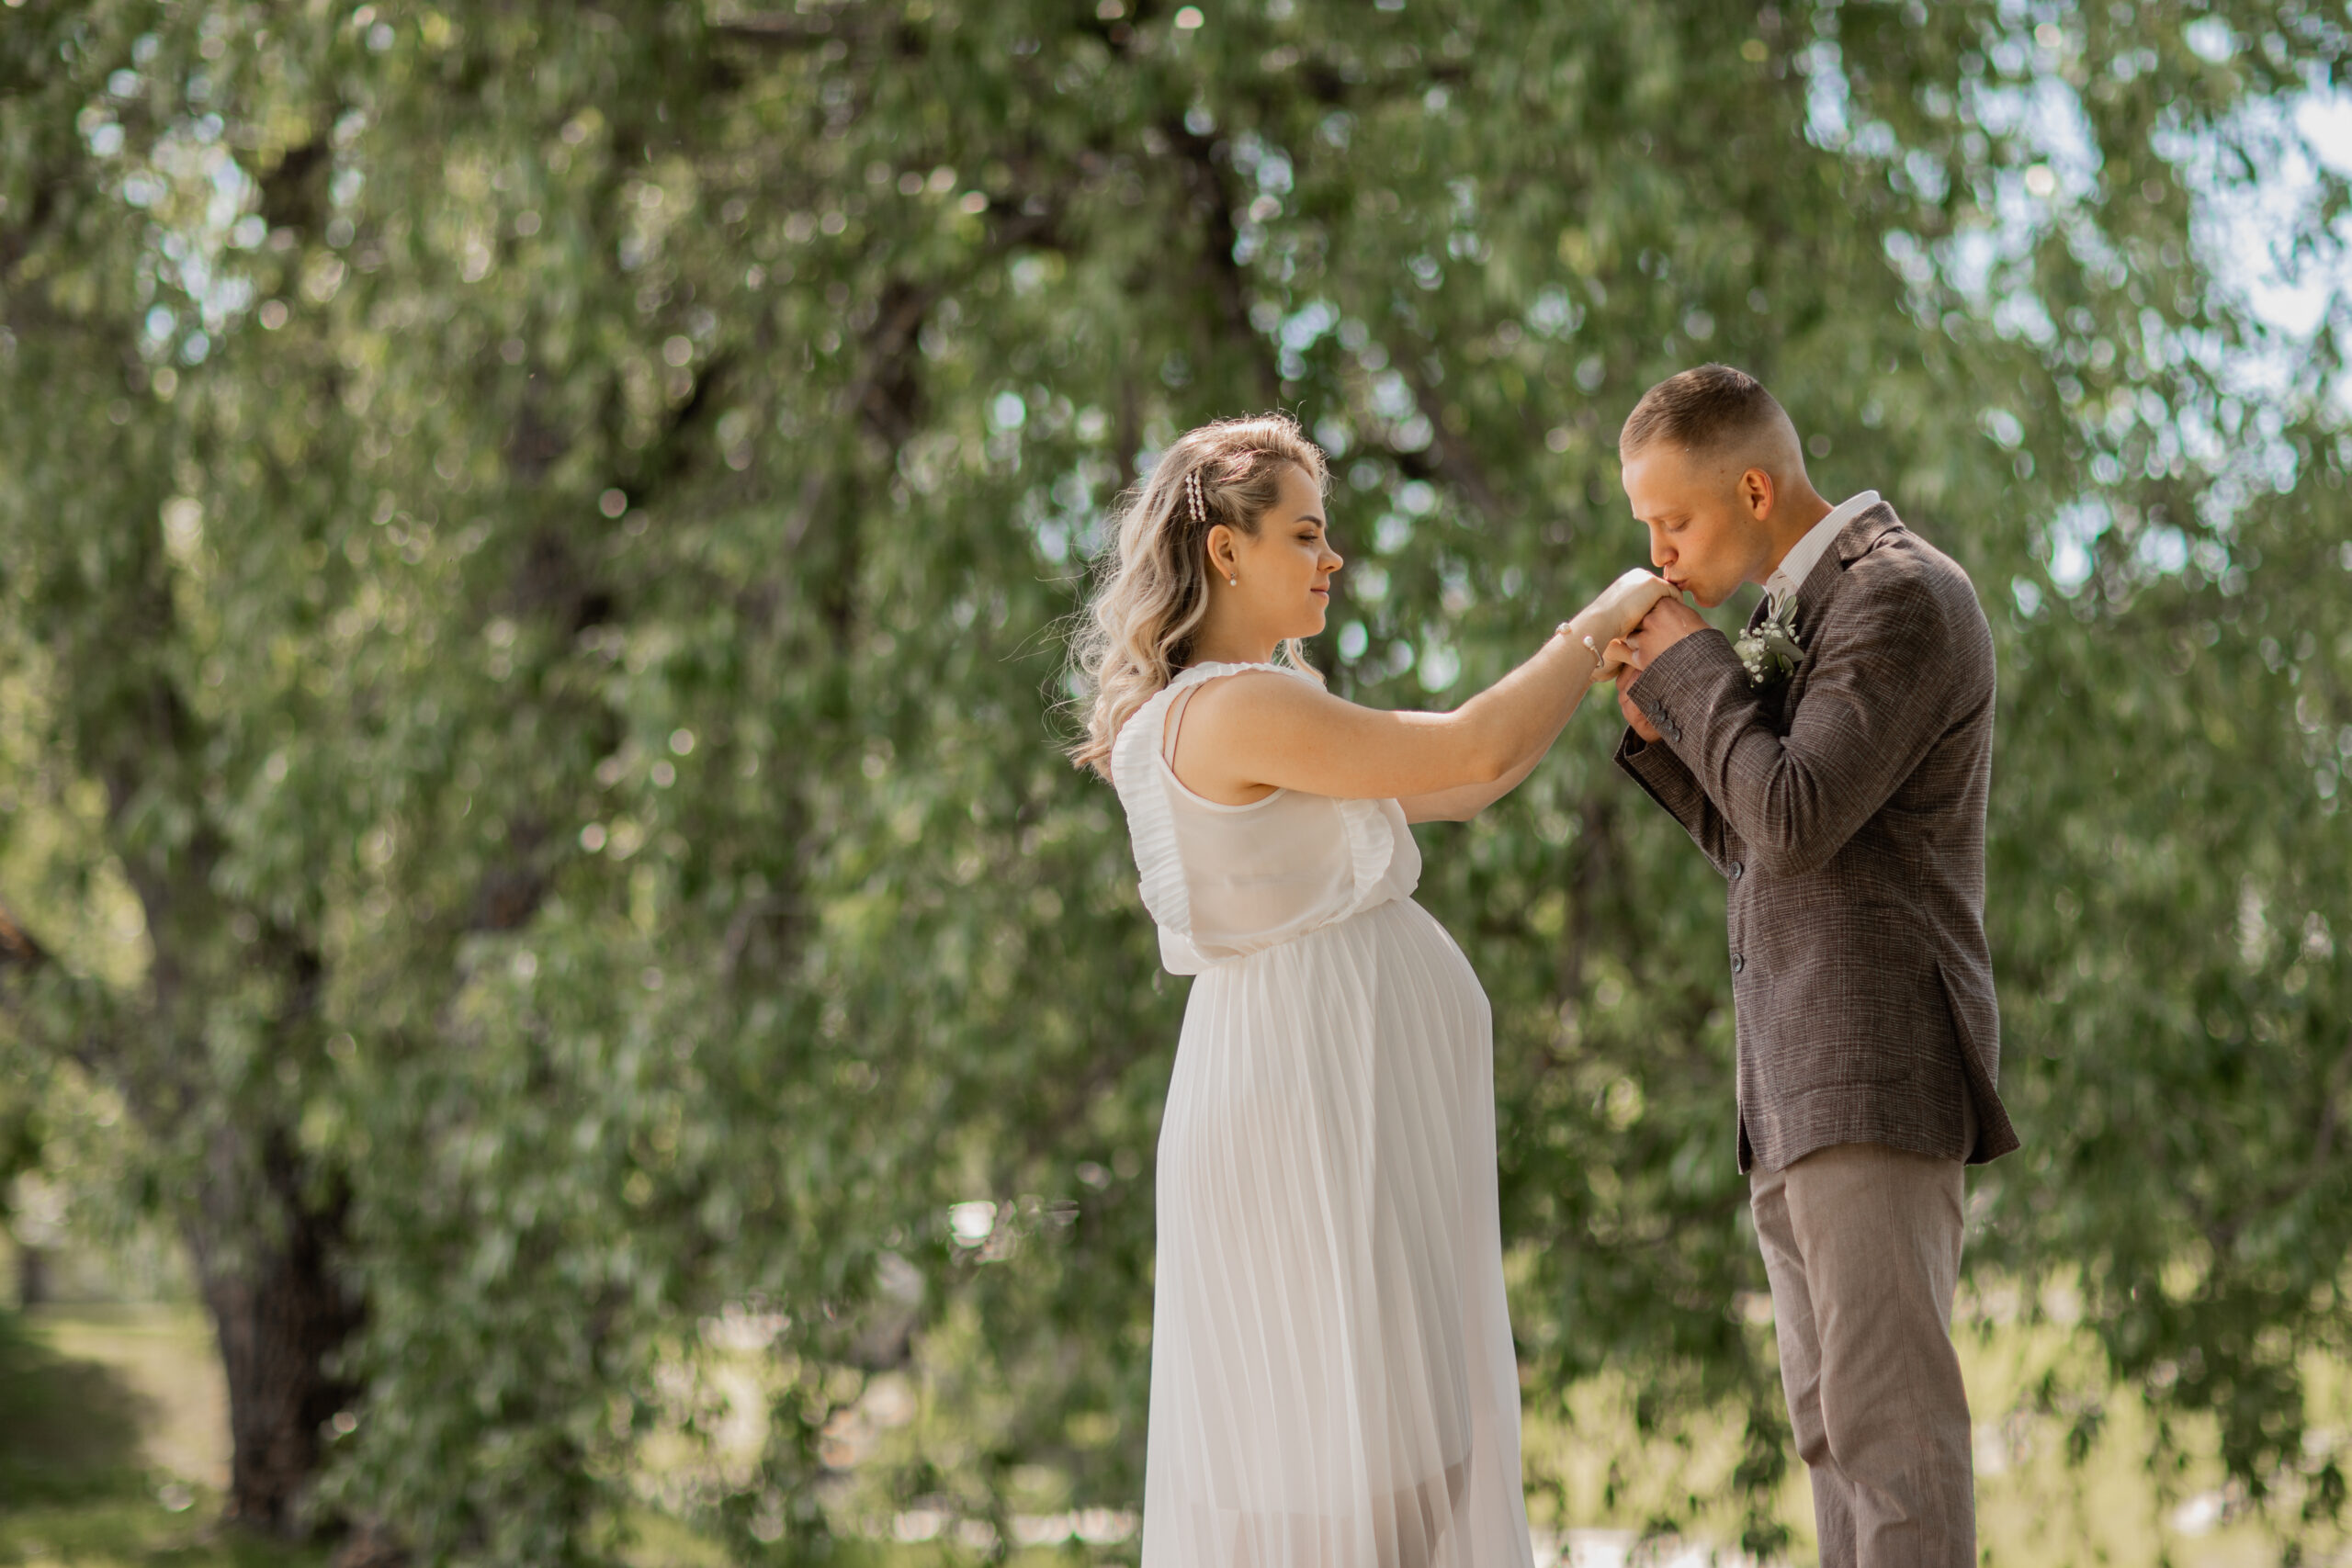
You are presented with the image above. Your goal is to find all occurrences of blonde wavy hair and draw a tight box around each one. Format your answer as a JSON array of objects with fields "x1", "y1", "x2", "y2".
[{"x1": 1067, "y1": 412, "x2": 1329, "y2": 779}]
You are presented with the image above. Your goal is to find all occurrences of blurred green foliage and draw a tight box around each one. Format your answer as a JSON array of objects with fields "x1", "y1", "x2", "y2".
[{"x1": 1, "y1": 0, "x2": 2349, "y2": 1562}]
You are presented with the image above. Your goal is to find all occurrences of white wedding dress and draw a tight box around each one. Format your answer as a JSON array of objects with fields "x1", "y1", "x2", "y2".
[{"x1": 1113, "y1": 660, "x2": 1536, "y2": 1568}]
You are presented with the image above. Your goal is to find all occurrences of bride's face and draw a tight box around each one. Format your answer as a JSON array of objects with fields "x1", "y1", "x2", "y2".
[
  {"x1": 1621, "y1": 443, "x2": 1773, "y2": 609},
  {"x1": 1211, "y1": 464, "x2": 1344, "y2": 639}
]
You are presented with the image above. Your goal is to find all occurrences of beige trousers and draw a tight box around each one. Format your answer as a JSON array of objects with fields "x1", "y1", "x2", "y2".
[{"x1": 1749, "y1": 1135, "x2": 1974, "y2": 1568}]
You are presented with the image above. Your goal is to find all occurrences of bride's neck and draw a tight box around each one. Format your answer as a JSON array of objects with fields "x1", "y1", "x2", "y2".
[
  {"x1": 1186, "y1": 606, "x2": 1280, "y2": 667},
  {"x1": 1187, "y1": 631, "x2": 1282, "y2": 667}
]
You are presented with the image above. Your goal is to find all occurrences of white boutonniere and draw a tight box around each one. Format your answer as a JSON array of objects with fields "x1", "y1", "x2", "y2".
[{"x1": 1733, "y1": 596, "x2": 1804, "y2": 688}]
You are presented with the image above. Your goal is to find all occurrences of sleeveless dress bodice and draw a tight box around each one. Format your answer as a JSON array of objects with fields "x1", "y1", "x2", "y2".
[{"x1": 1111, "y1": 660, "x2": 1422, "y2": 974}]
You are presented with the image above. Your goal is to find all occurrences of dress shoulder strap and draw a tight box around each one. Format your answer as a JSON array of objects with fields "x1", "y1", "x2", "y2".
[
  {"x1": 1153, "y1": 660, "x2": 1307, "y2": 775},
  {"x1": 1113, "y1": 660, "x2": 1305, "y2": 791},
  {"x1": 1162, "y1": 682, "x2": 1203, "y2": 768}
]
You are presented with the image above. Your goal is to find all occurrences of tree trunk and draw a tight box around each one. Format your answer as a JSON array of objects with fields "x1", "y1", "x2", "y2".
[
  {"x1": 186, "y1": 1128, "x2": 360, "y2": 1535},
  {"x1": 16, "y1": 1242, "x2": 48, "y2": 1308}
]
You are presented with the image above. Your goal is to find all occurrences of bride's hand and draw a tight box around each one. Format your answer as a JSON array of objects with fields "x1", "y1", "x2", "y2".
[{"x1": 1575, "y1": 569, "x2": 1679, "y2": 643}]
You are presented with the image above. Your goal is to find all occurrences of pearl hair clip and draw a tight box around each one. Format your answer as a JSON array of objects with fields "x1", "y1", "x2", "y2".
[{"x1": 1187, "y1": 470, "x2": 1237, "y2": 585}]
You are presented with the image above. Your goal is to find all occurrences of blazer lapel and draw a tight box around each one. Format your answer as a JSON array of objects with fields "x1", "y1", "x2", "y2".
[
  {"x1": 1782, "y1": 501, "x2": 1900, "y2": 705},
  {"x1": 1831, "y1": 500, "x2": 1901, "y2": 564},
  {"x1": 1790, "y1": 502, "x2": 1898, "y2": 633}
]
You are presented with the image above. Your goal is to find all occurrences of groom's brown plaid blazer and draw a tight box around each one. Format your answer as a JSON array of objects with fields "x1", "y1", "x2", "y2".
[{"x1": 1616, "y1": 501, "x2": 2020, "y2": 1174}]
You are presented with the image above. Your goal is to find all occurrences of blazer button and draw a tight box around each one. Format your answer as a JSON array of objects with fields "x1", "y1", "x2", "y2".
[
  {"x1": 1730, "y1": 953, "x2": 1745, "y2": 975},
  {"x1": 1728, "y1": 861, "x2": 1745, "y2": 882}
]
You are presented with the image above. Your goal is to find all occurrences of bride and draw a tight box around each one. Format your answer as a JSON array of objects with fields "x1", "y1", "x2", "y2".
[{"x1": 1068, "y1": 412, "x2": 1670, "y2": 1567}]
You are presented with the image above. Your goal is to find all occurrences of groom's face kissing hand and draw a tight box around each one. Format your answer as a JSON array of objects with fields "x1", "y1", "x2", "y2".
[{"x1": 1621, "y1": 441, "x2": 1781, "y2": 610}]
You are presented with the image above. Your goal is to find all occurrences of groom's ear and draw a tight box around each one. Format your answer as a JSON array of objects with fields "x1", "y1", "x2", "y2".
[{"x1": 1737, "y1": 466, "x2": 1776, "y2": 521}]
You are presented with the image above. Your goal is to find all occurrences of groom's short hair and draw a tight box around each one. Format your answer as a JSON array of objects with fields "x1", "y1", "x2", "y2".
[{"x1": 1620, "y1": 364, "x2": 1793, "y2": 461}]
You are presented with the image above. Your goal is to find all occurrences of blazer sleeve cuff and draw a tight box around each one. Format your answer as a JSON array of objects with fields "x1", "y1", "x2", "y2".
[
  {"x1": 1616, "y1": 725, "x2": 1686, "y2": 788},
  {"x1": 1615, "y1": 721, "x2": 1713, "y2": 835},
  {"x1": 1625, "y1": 628, "x2": 1746, "y2": 761}
]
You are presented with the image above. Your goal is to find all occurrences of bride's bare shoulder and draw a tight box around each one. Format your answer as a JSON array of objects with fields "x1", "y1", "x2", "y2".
[{"x1": 1182, "y1": 665, "x2": 1338, "y2": 722}]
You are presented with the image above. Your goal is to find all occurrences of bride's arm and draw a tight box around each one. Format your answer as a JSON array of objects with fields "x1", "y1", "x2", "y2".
[
  {"x1": 1169, "y1": 572, "x2": 1670, "y2": 809},
  {"x1": 1396, "y1": 759, "x2": 1543, "y2": 826},
  {"x1": 1396, "y1": 643, "x2": 1634, "y2": 822},
  {"x1": 1396, "y1": 714, "x2": 1577, "y2": 822}
]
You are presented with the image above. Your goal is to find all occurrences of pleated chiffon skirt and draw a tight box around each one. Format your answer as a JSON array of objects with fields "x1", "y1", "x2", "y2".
[{"x1": 1142, "y1": 897, "x2": 1535, "y2": 1568}]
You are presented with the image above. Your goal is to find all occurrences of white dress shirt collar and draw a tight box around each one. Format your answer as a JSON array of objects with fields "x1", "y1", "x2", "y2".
[{"x1": 1764, "y1": 490, "x2": 1881, "y2": 609}]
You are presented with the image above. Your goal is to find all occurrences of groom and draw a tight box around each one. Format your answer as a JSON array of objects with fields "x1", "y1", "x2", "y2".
[{"x1": 1605, "y1": 365, "x2": 2018, "y2": 1568}]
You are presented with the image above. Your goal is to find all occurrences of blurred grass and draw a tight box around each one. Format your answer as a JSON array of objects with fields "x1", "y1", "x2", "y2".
[
  {"x1": 11, "y1": 1300, "x2": 2346, "y2": 1566},
  {"x1": 0, "y1": 1307, "x2": 148, "y2": 1503},
  {"x1": 0, "y1": 1496, "x2": 325, "y2": 1568},
  {"x1": 0, "y1": 1305, "x2": 321, "y2": 1567},
  {"x1": 1517, "y1": 1286, "x2": 2344, "y2": 1566},
  {"x1": 24, "y1": 1306, "x2": 229, "y2": 1493}
]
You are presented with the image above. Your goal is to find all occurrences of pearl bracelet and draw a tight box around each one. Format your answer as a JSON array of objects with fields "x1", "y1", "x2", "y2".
[{"x1": 1556, "y1": 621, "x2": 1606, "y2": 679}]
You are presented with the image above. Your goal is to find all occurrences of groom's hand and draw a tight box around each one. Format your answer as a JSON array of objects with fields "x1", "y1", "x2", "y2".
[
  {"x1": 1611, "y1": 596, "x2": 1702, "y2": 745},
  {"x1": 1618, "y1": 682, "x2": 1662, "y2": 743},
  {"x1": 1609, "y1": 635, "x2": 1662, "y2": 740},
  {"x1": 1618, "y1": 598, "x2": 1707, "y2": 687}
]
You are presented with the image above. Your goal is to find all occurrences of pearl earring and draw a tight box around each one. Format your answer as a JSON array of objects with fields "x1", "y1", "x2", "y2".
[{"x1": 1227, "y1": 573, "x2": 1238, "y2": 586}]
